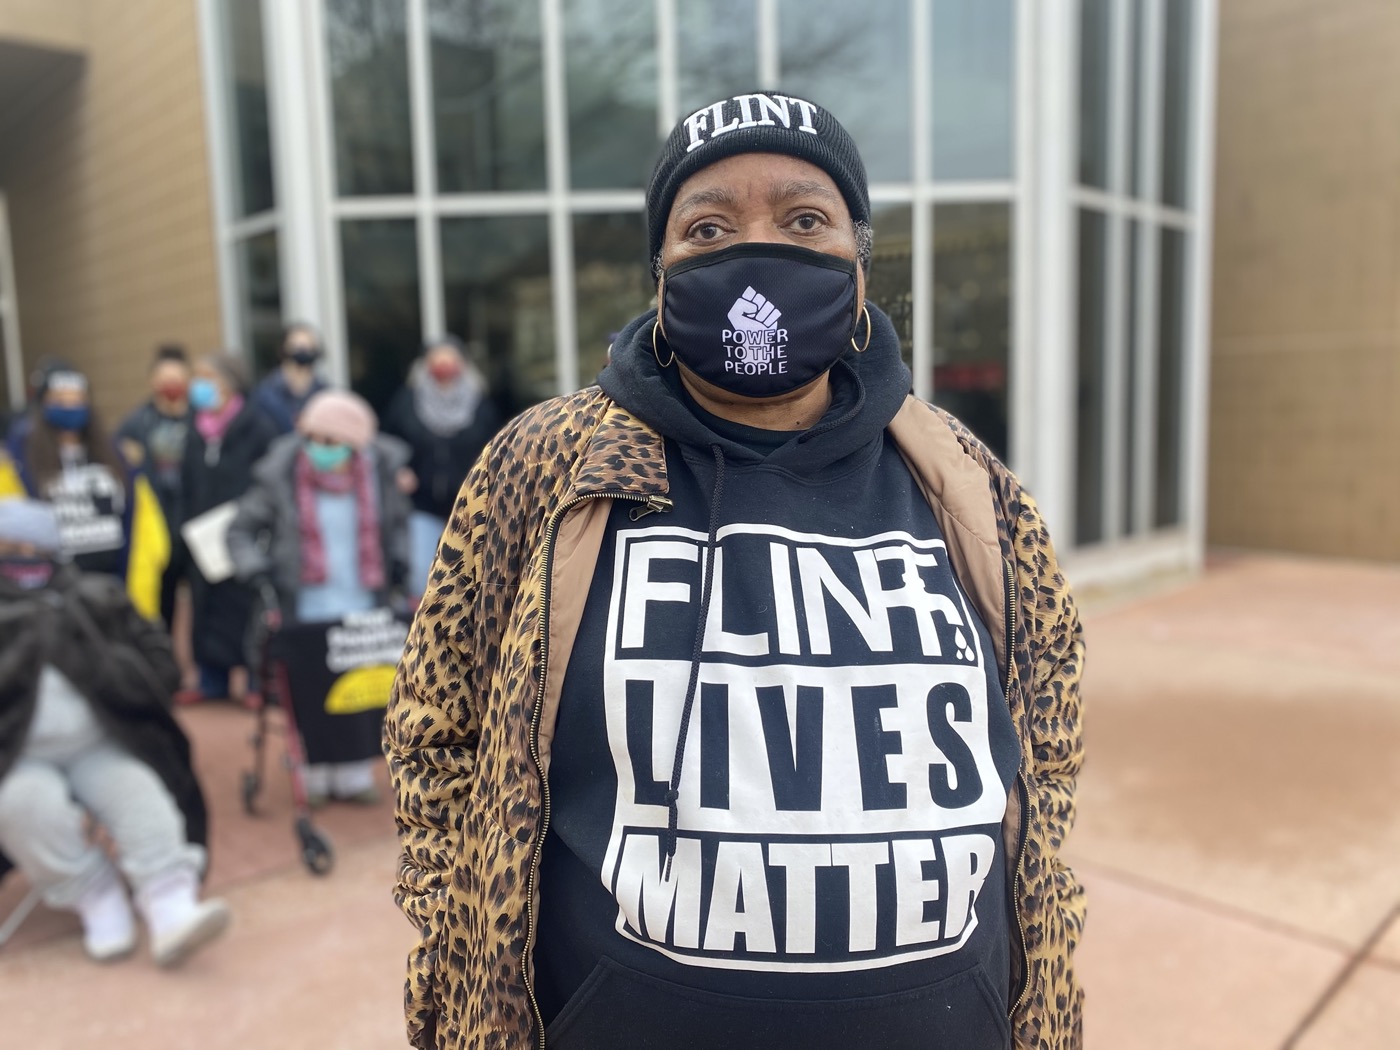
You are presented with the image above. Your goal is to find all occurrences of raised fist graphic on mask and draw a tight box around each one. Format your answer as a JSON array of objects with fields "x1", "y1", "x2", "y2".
[{"x1": 727, "y1": 286, "x2": 782, "y2": 332}]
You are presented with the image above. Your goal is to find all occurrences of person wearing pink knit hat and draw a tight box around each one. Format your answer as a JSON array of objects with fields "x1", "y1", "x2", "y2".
[
  {"x1": 226, "y1": 389, "x2": 413, "y2": 806},
  {"x1": 296, "y1": 389, "x2": 379, "y2": 452}
]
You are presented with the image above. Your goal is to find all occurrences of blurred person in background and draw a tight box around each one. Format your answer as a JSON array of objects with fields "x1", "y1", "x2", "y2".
[
  {"x1": 180, "y1": 352, "x2": 277, "y2": 705},
  {"x1": 0, "y1": 499, "x2": 229, "y2": 968},
  {"x1": 0, "y1": 360, "x2": 169, "y2": 620},
  {"x1": 386, "y1": 93, "x2": 1084, "y2": 1050},
  {"x1": 252, "y1": 322, "x2": 328, "y2": 434},
  {"x1": 381, "y1": 335, "x2": 503, "y2": 599},
  {"x1": 117, "y1": 343, "x2": 194, "y2": 629},
  {"x1": 227, "y1": 389, "x2": 411, "y2": 807}
]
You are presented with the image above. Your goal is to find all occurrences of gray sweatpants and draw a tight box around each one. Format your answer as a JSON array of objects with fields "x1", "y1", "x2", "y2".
[{"x1": 0, "y1": 667, "x2": 204, "y2": 908}]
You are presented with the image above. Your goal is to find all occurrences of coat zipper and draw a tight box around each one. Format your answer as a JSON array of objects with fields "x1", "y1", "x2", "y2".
[
  {"x1": 522, "y1": 490, "x2": 672, "y2": 1049},
  {"x1": 1003, "y1": 558, "x2": 1032, "y2": 1019}
]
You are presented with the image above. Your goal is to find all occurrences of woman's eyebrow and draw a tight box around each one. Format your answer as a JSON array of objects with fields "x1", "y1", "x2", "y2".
[
  {"x1": 672, "y1": 186, "x2": 739, "y2": 216},
  {"x1": 769, "y1": 180, "x2": 841, "y2": 206}
]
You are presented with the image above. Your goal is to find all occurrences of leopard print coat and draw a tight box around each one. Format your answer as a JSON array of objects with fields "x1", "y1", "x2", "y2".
[{"x1": 385, "y1": 389, "x2": 1085, "y2": 1049}]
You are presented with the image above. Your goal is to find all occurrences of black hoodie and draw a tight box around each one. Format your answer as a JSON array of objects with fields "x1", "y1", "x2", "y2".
[{"x1": 535, "y1": 306, "x2": 1020, "y2": 1050}]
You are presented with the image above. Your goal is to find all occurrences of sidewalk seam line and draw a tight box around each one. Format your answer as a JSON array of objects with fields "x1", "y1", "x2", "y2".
[
  {"x1": 1278, "y1": 901, "x2": 1400, "y2": 1049},
  {"x1": 1073, "y1": 858, "x2": 1368, "y2": 957}
]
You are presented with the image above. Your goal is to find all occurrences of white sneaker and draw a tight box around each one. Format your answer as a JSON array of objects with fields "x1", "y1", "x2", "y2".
[
  {"x1": 75, "y1": 868, "x2": 137, "y2": 963},
  {"x1": 149, "y1": 898, "x2": 231, "y2": 969},
  {"x1": 136, "y1": 866, "x2": 231, "y2": 968}
]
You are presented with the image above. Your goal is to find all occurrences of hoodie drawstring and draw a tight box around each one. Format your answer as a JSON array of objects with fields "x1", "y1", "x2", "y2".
[{"x1": 662, "y1": 444, "x2": 727, "y2": 876}]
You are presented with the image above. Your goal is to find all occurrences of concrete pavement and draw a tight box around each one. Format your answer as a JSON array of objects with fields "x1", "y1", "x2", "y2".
[
  {"x1": 1069, "y1": 552, "x2": 1400, "y2": 1049},
  {"x1": 1, "y1": 551, "x2": 1396, "y2": 1047}
]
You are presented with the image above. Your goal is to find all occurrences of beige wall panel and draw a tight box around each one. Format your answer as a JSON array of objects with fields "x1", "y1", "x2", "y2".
[
  {"x1": 0, "y1": 0, "x2": 220, "y2": 425},
  {"x1": 1208, "y1": 342, "x2": 1400, "y2": 560},
  {"x1": 1209, "y1": 0, "x2": 1400, "y2": 559},
  {"x1": 0, "y1": 0, "x2": 85, "y2": 52},
  {"x1": 1213, "y1": 0, "x2": 1400, "y2": 342}
]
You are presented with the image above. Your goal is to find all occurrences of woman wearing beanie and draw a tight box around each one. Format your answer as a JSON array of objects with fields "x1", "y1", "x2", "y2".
[
  {"x1": 386, "y1": 91, "x2": 1085, "y2": 1050},
  {"x1": 381, "y1": 335, "x2": 503, "y2": 599},
  {"x1": 226, "y1": 389, "x2": 411, "y2": 806},
  {"x1": 0, "y1": 360, "x2": 170, "y2": 620},
  {"x1": 0, "y1": 499, "x2": 229, "y2": 968},
  {"x1": 178, "y1": 352, "x2": 279, "y2": 705}
]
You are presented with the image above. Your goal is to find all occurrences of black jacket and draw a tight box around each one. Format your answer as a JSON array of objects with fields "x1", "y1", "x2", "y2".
[
  {"x1": 115, "y1": 401, "x2": 193, "y2": 524},
  {"x1": 180, "y1": 401, "x2": 278, "y2": 670},
  {"x1": 180, "y1": 402, "x2": 279, "y2": 523},
  {"x1": 381, "y1": 387, "x2": 503, "y2": 519},
  {"x1": 0, "y1": 568, "x2": 208, "y2": 880}
]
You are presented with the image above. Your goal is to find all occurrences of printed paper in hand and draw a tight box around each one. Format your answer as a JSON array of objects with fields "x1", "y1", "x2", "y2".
[{"x1": 181, "y1": 501, "x2": 239, "y2": 584}]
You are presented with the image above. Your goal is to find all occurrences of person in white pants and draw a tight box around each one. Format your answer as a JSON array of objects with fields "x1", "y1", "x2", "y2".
[{"x1": 0, "y1": 499, "x2": 229, "y2": 965}]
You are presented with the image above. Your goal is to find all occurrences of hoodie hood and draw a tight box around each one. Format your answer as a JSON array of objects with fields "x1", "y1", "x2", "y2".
[{"x1": 598, "y1": 302, "x2": 911, "y2": 476}]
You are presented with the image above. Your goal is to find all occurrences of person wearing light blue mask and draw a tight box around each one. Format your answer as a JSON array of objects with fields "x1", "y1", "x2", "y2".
[
  {"x1": 226, "y1": 390, "x2": 413, "y2": 808},
  {"x1": 187, "y1": 376, "x2": 221, "y2": 412},
  {"x1": 0, "y1": 360, "x2": 170, "y2": 619},
  {"x1": 177, "y1": 353, "x2": 278, "y2": 706}
]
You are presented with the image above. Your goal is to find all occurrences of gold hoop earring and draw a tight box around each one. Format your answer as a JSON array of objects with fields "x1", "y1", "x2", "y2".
[
  {"x1": 851, "y1": 304, "x2": 872, "y2": 353},
  {"x1": 652, "y1": 321, "x2": 674, "y2": 368}
]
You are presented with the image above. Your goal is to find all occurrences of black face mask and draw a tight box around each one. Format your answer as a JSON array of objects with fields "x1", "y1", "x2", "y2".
[{"x1": 660, "y1": 243, "x2": 860, "y2": 398}]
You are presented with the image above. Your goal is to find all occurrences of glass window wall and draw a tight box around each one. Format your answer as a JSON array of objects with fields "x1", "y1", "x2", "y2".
[
  {"x1": 573, "y1": 213, "x2": 654, "y2": 388},
  {"x1": 440, "y1": 215, "x2": 554, "y2": 416},
  {"x1": 341, "y1": 219, "x2": 421, "y2": 413},
  {"x1": 1155, "y1": 227, "x2": 1188, "y2": 527},
  {"x1": 1122, "y1": 220, "x2": 1141, "y2": 536},
  {"x1": 563, "y1": 0, "x2": 657, "y2": 190},
  {"x1": 779, "y1": 0, "x2": 912, "y2": 183},
  {"x1": 1161, "y1": 0, "x2": 1194, "y2": 208},
  {"x1": 236, "y1": 231, "x2": 284, "y2": 378},
  {"x1": 1075, "y1": 209, "x2": 1109, "y2": 545},
  {"x1": 326, "y1": 0, "x2": 414, "y2": 196},
  {"x1": 866, "y1": 205, "x2": 914, "y2": 368},
  {"x1": 1078, "y1": 0, "x2": 1112, "y2": 190},
  {"x1": 212, "y1": 1, "x2": 1214, "y2": 563},
  {"x1": 677, "y1": 0, "x2": 758, "y2": 116},
  {"x1": 1127, "y1": 0, "x2": 1146, "y2": 198},
  {"x1": 931, "y1": 0, "x2": 1015, "y2": 181},
  {"x1": 218, "y1": 0, "x2": 275, "y2": 217},
  {"x1": 932, "y1": 203, "x2": 1012, "y2": 461},
  {"x1": 0, "y1": 327, "x2": 9, "y2": 411},
  {"x1": 429, "y1": 0, "x2": 547, "y2": 193}
]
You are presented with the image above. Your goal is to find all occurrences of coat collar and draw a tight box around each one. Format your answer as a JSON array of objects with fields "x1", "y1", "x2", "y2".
[{"x1": 568, "y1": 395, "x2": 671, "y2": 499}]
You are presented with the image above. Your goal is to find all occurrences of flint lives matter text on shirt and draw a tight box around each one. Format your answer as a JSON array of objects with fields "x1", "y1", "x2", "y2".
[{"x1": 595, "y1": 522, "x2": 1010, "y2": 974}]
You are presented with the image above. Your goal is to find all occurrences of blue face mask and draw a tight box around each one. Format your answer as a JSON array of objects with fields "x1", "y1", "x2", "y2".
[
  {"x1": 189, "y1": 378, "x2": 222, "y2": 411},
  {"x1": 43, "y1": 405, "x2": 90, "y2": 432},
  {"x1": 305, "y1": 442, "x2": 352, "y2": 472}
]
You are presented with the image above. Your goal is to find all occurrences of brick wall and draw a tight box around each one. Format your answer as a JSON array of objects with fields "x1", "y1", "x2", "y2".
[
  {"x1": 1209, "y1": 0, "x2": 1400, "y2": 559},
  {"x1": 0, "y1": 0, "x2": 221, "y2": 425}
]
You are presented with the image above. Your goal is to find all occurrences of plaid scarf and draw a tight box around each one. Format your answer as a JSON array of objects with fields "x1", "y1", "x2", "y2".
[{"x1": 294, "y1": 447, "x2": 385, "y2": 591}]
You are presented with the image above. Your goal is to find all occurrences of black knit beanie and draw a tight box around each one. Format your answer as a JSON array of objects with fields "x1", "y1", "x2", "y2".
[{"x1": 645, "y1": 91, "x2": 870, "y2": 278}]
